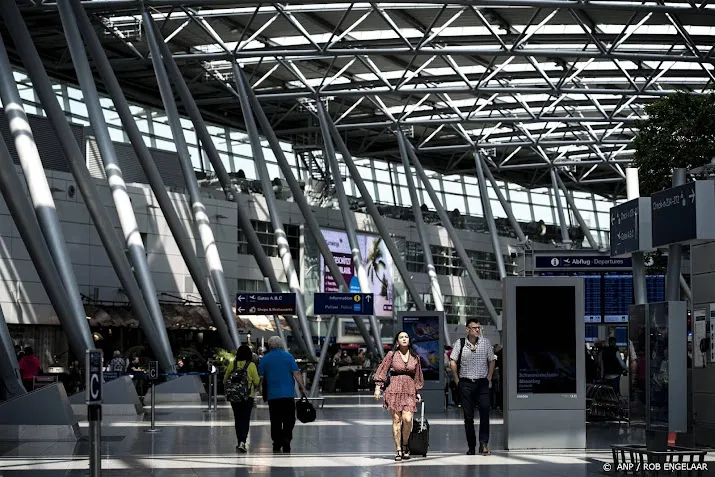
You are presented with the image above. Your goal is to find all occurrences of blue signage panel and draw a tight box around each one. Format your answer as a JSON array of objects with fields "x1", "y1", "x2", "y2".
[
  {"x1": 314, "y1": 293, "x2": 374, "y2": 316},
  {"x1": 535, "y1": 255, "x2": 632, "y2": 270},
  {"x1": 651, "y1": 182, "x2": 697, "y2": 247},
  {"x1": 236, "y1": 293, "x2": 297, "y2": 315}
]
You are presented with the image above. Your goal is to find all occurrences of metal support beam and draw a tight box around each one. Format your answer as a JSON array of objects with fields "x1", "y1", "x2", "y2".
[
  {"x1": 316, "y1": 99, "x2": 382, "y2": 355},
  {"x1": 666, "y1": 168, "x2": 686, "y2": 301},
  {"x1": 626, "y1": 168, "x2": 647, "y2": 305},
  {"x1": 232, "y1": 65, "x2": 315, "y2": 360},
  {"x1": 142, "y1": 9, "x2": 235, "y2": 350},
  {"x1": 146, "y1": 14, "x2": 244, "y2": 348},
  {"x1": 0, "y1": 133, "x2": 93, "y2": 362},
  {"x1": 549, "y1": 168, "x2": 573, "y2": 245},
  {"x1": 0, "y1": 34, "x2": 94, "y2": 365},
  {"x1": 474, "y1": 150, "x2": 507, "y2": 280},
  {"x1": 554, "y1": 171, "x2": 599, "y2": 249},
  {"x1": 2, "y1": 0, "x2": 148, "y2": 363},
  {"x1": 59, "y1": 0, "x2": 175, "y2": 372},
  {"x1": 396, "y1": 131, "x2": 450, "y2": 345},
  {"x1": 309, "y1": 315, "x2": 336, "y2": 398},
  {"x1": 320, "y1": 102, "x2": 427, "y2": 311},
  {"x1": 404, "y1": 141, "x2": 500, "y2": 325},
  {"x1": 481, "y1": 162, "x2": 527, "y2": 243},
  {"x1": 0, "y1": 301, "x2": 26, "y2": 401},
  {"x1": 240, "y1": 69, "x2": 380, "y2": 356},
  {"x1": 72, "y1": 1, "x2": 241, "y2": 358},
  {"x1": 680, "y1": 274, "x2": 692, "y2": 303}
]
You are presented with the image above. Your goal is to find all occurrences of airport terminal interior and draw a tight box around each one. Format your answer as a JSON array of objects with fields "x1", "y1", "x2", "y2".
[{"x1": 0, "y1": 0, "x2": 715, "y2": 475}]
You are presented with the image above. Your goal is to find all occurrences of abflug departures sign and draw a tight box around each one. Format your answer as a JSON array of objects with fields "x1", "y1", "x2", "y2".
[
  {"x1": 535, "y1": 255, "x2": 631, "y2": 270},
  {"x1": 516, "y1": 286, "x2": 577, "y2": 394}
]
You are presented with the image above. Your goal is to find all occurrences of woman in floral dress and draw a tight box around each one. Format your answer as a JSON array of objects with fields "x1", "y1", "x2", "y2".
[{"x1": 373, "y1": 331, "x2": 424, "y2": 461}]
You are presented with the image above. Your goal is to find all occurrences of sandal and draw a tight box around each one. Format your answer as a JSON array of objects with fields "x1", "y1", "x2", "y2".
[
  {"x1": 394, "y1": 450, "x2": 402, "y2": 461},
  {"x1": 402, "y1": 446, "x2": 411, "y2": 460}
]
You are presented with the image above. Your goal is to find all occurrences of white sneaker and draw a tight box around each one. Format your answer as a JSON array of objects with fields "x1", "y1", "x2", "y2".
[{"x1": 238, "y1": 442, "x2": 247, "y2": 453}]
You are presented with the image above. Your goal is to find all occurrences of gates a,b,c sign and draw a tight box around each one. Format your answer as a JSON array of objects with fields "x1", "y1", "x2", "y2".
[{"x1": 86, "y1": 349, "x2": 103, "y2": 405}]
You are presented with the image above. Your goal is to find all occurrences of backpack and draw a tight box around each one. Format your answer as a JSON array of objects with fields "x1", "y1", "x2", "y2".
[{"x1": 225, "y1": 361, "x2": 251, "y2": 403}]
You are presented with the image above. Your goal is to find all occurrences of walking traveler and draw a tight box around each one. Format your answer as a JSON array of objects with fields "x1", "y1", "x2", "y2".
[
  {"x1": 450, "y1": 319, "x2": 495, "y2": 455},
  {"x1": 224, "y1": 345, "x2": 260, "y2": 453},
  {"x1": 373, "y1": 331, "x2": 424, "y2": 461},
  {"x1": 259, "y1": 336, "x2": 308, "y2": 453}
]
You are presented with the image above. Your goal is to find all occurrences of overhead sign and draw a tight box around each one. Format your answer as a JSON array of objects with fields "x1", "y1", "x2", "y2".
[
  {"x1": 314, "y1": 293, "x2": 374, "y2": 316},
  {"x1": 609, "y1": 197, "x2": 652, "y2": 258},
  {"x1": 534, "y1": 255, "x2": 631, "y2": 270},
  {"x1": 86, "y1": 349, "x2": 103, "y2": 405},
  {"x1": 651, "y1": 180, "x2": 715, "y2": 247},
  {"x1": 236, "y1": 293, "x2": 297, "y2": 315}
]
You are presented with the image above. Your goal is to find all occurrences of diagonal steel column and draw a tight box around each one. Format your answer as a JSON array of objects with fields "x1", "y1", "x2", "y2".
[
  {"x1": 0, "y1": 134, "x2": 93, "y2": 362},
  {"x1": 316, "y1": 101, "x2": 382, "y2": 355},
  {"x1": 481, "y1": 158, "x2": 527, "y2": 243},
  {"x1": 404, "y1": 142, "x2": 500, "y2": 324},
  {"x1": 474, "y1": 150, "x2": 507, "y2": 281},
  {"x1": 0, "y1": 298, "x2": 27, "y2": 400},
  {"x1": 1, "y1": 0, "x2": 151, "y2": 362},
  {"x1": 309, "y1": 315, "x2": 336, "y2": 398},
  {"x1": 146, "y1": 23, "x2": 310, "y2": 356},
  {"x1": 0, "y1": 35, "x2": 94, "y2": 366},
  {"x1": 58, "y1": 0, "x2": 175, "y2": 372},
  {"x1": 72, "y1": 1, "x2": 240, "y2": 356},
  {"x1": 142, "y1": 9, "x2": 234, "y2": 350},
  {"x1": 145, "y1": 15, "x2": 244, "y2": 349},
  {"x1": 233, "y1": 65, "x2": 316, "y2": 360},
  {"x1": 240, "y1": 69, "x2": 379, "y2": 356},
  {"x1": 553, "y1": 172, "x2": 599, "y2": 249},
  {"x1": 320, "y1": 102, "x2": 426, "y2": 312},
  {"x1": 396, "y1": 131, "x2": 450, "y2": 345},
  {"x1": 549, "y1": 168, "x2": 573, "y2": 245}
]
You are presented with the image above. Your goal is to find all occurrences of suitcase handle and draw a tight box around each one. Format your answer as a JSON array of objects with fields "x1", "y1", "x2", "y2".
[{"x1": 420, "y1": 401, "x2": 425, "y2": 432}]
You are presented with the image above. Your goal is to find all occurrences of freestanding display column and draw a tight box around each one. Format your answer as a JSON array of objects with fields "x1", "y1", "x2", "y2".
[
  {"x1": 0, "y1": 305, "x2": 26, "y2": 400},
  {"x1": 666, "y1": 168, "x2": 687, "y2": 301},
  {"x1": 0, "y1": 36, "x2": 93, "y2": 362},
  {"x1": 549, "y1": 168, "x2": 572, "y2": 246},
  {"x1": 142, "y1": 10, "x2": 235, "y2": 350},
  {"x1": 317, "y1": 102, "x2": 382, "y2": 354},
  {"x1": 404, "y1": 142, "x2": 500, "y2": 324},
  {"x1": 554, "y1": 172, "x2": 599, "y2": 249},
  {"x1": 481, "y1": 164, "x2": 527, "y2": 243},
  {"x1": 474, "y1": 150, "x2": 507, "y2": 280},
  {"x1": 233, "y1": 67, "x2": 315, "y2": 359},
  {"x1": 240, "y1": 69, "x2": 379, "y2": 356},
  {"x1": 71, "y1": 0, "x2": 237, "y2": 355},
  {"x1": 58, "y1": 0, "x2": 175, "y2": 372},
  {"x1": 0, "y1": 134, "x2": 93, "y2": 361},
  {"x1": 320, "y1": 102, "x2": 426, "y2": 311},
  {"x1": 626, "y1": 168, "x2": 647, "y2": 305},
  {"x1": 396, "y1": 132, "x2": 450, "y2": 345}
]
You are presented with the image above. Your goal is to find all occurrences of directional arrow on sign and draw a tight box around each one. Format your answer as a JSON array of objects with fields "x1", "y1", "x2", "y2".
[
  {"x1": 365, "y1": 295, "x2": 372, "y2": 302},
  {"x1": 237, "y1": 295, "x2": 245, "y2": 302},
  {"x1": 237, "y1": 307, "x2": 244, "y2": 313},
  {"x1": 689, "y1": 190, "x2": 695, "y2": 203}
]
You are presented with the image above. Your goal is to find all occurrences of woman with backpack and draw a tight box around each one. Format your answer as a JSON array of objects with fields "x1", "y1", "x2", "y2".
[{"x1": 224, "y1": 345, "x2": 260, "y2": 453}]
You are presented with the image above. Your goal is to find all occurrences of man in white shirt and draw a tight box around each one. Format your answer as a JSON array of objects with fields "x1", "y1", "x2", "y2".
[{"x1": 450, "y1": 318, "x2": 496, "y2": 456}]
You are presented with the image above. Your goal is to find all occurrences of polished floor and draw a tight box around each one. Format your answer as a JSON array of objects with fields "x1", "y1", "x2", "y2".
[{"x1": 0, "y1": 394, "x2": 712, "y2": 477}]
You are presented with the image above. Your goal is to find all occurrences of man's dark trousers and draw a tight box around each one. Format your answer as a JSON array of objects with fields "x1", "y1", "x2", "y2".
[
  {"x1": 459, "y1": 378, "x2": 490, "y2": 448},
  {"x1": 268, "y1": 398, "x2": 296, "y2": 450}
]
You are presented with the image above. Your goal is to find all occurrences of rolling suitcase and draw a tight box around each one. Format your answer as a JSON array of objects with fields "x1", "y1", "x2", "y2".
[{"x1": 407, "y1": 401, "x2": 429, "y2": 457}]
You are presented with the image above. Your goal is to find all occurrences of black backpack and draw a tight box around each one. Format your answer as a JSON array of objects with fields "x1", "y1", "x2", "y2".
[{"x1": 225, "y1": 361, "x2": 251, "y2": 403}]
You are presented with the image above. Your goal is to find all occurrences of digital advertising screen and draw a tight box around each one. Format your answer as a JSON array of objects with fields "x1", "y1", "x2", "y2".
[
  {"x1": 402, "y1": 315, "x2": 441, "y2": 382},
  {"x1": 516, "y1": 286, "x2": 578, "y2": 394},
  {"x1": 320, "y1": 229, "x2": 394, "y2": 317}
]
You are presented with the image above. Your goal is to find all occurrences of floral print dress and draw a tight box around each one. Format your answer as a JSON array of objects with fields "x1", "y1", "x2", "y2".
[{"x1": 374, "y1": 350, "x2": 424, "y2": 413}]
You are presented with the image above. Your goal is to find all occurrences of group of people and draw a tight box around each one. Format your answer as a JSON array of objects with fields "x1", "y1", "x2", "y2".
[{"x1": 223, "y1": 318, "x2": 497, "y2": 460}]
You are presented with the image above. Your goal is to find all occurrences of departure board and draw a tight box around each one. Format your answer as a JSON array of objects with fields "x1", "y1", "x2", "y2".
[
  {"x1": 603, "y1": 275, "x2": 633, "y2": 323},
  {"x1": 646, "y1": 275, "x2": 666, "y2": 302},
  {"x1": 583, "y1": 274, "x2": 602, "y2": 323}
]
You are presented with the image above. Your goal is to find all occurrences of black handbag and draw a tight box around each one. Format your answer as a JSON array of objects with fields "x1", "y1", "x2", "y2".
[{"x1": 296, "y1": 395, "x2": 316, "y2": 423}]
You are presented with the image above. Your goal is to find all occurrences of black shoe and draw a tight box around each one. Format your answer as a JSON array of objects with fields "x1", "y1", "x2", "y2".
[
  {"x1": 466, "y1": 448, "x2": 476, "y2": 455},
  {"x1": 272, "y1": 445, "x2": 282, "y2": 453},
  {"x1": 282, "y1": 446, "x2": 291, "y2": 453},
  {"x1": 479, "y1": 445, "x2": 491, "y2": 455}
]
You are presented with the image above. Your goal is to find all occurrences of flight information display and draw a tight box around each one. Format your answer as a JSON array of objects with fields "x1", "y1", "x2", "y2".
[{"x1": 539, "y1": 272, "x2": 665, "y2": 323}]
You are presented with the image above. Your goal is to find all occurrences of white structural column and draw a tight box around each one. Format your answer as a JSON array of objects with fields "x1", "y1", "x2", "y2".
[
  {"x1": 550, "y1": 168, "x2": 573, "y2": 245},
  {"x1": 474, "y1": 150, "x2": 507, "y2": 281},
  {"x1": 481, "y1": 164, "x2": 527, "y2": 243},
  {"x1": 626, "y1": 168, "x2": 647, "y2": 305},
  {"x1": 396, "y1": 131, "x2": 450, "y2": 345},
  {"x1": 553, "y1": 172, "x2": 599, "y2": 249}
]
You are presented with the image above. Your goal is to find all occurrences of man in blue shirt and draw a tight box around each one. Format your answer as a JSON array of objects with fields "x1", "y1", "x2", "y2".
[{"x1": 258, "y1": 336, "x2": 307, "y2": 453}]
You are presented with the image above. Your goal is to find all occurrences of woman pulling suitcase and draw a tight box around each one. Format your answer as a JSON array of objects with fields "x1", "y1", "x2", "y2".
[{"x1": 373, "y1": 331, "x2": 424, "y2": 461}]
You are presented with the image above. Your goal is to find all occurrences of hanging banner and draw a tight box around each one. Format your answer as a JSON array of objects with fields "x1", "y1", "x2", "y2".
[{"x1": 320, "y1": 229, "x2": 394, "y2": 317}]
